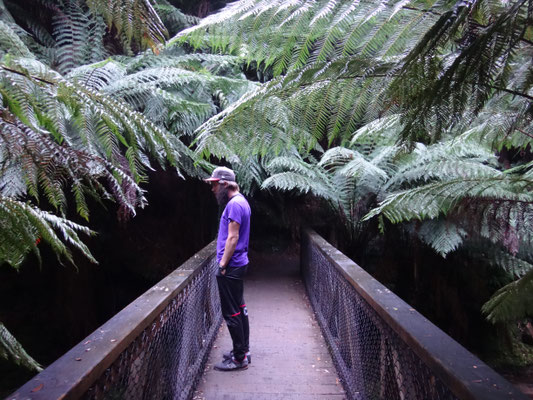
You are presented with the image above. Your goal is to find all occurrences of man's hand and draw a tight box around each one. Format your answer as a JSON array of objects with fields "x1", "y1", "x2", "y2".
[{"x1": 219, "y1": 220, "x2": 240, "y2": 269}]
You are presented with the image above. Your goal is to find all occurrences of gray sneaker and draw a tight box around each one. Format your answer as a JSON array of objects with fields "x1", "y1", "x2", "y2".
[
  {"x1": 214, "y1": 356, "x2": 249, "y2": 371},
  {"x1": 223, "y1": 350, "x2": 251, "y2": 363}
]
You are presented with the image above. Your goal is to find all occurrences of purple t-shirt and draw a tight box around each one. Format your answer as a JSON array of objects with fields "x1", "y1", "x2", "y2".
[{"x1": 217, "y1": 193, "x2": 251, "y2": 267}]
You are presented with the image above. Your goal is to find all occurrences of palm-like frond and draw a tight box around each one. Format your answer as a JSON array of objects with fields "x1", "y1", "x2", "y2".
[
  {"x1": 482, "y1": 267, "x2": 533, "y2": 323},
  {"x1": 393, "y1": 0, "x2": 533, "y2": 142},
  {"x1": 0, "y1": 196, "x2": 96, "y2": 268},
  {"x1": 408, "y1": 219, "x2": 467, "y2": 257},
  {"x1": 174, "y1": 0, "x2": 443, "y2": 76},
  {"x1": 0, "y1": 56, "x2": 197, "y2": 266},
  {"x1": 3, "y1": 0, "x2": 170, "y2": 73},
  {"x1": 0, "y1": 322, "x2": 42, "y2": 372},
  {"x1": 0, "y1": 20, "x2": 35, "y2": 58},
  {"x1": 154, "y1": 0, "x2": 198, "y2": 37},
  {"x1": 85, "y1": 0, "x2": 167, "y2": 51},
  {"x1": 262, "y1": 156, "x2": 336, "y2": 199}
]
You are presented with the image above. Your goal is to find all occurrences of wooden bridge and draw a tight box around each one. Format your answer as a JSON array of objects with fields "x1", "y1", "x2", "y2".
[
  {"x1": 8, "y1": 230, "x2": 527, "y2": 400},
  {"x1": 195, "y1": 249, "x2": 344, "y2": 399}
]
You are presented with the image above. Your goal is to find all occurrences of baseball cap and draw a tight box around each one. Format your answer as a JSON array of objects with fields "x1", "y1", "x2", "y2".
[{"x1": 204, "y1": 166, "x2": 236, "y2": 183}]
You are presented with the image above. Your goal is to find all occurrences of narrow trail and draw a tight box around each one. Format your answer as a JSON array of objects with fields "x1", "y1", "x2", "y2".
[{"x1": 194, "y1": 248, "x2": 346, "y2": 399}]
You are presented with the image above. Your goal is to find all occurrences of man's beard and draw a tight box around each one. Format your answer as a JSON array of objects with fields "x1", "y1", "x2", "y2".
[{"x1": 215, "y1": 185, "x2": 230, "y2": 206}]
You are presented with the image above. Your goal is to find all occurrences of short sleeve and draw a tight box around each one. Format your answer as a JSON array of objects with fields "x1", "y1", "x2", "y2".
[{"x1": 227, "y1": 201, "x2": 243, "y2": 225}]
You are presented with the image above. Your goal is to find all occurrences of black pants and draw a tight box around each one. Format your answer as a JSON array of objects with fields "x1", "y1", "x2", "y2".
[{"x1": 216, "y1": 265, "x2": 249, "y2": 362}]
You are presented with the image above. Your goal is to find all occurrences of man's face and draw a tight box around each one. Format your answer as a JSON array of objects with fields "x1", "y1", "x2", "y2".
[{"x1": 210, "y1": 181, "x2": 229, "y2": 205}]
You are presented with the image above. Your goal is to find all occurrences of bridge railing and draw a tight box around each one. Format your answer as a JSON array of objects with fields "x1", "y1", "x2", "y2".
[
  {"x1": 302, "y1": 229, "x2": 526, "y2": 400},
  {"x1": 9, "y1": 241, "x2": 221, "y2": 400}
]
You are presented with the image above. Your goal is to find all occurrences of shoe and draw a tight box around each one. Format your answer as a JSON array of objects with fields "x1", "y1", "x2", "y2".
[
  {"x1": 223, "y1": 350, "x2": 251, "y2": 363},
  {"x1": 214, "y1": 356, "x2": 249, "y2": 371}
]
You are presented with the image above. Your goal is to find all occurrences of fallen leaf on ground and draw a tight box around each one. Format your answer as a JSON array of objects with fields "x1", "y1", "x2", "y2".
[{"x1": 32, "y1": 384, "x2": 44, "y2": 392}]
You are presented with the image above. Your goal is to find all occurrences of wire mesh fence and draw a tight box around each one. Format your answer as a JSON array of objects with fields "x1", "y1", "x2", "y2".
[
  {"x1": 83, "y1": 258, "x2": 221, "y2": 400},
  {"x1": 9, "y1": 242, "x2": 221, "y2": 400},
  {"x1": 301, "y1": 229, "x2": 526, "y2": 400},
  {"x1": 11, "y1": 232, "x2": 527, "y2": 400}
]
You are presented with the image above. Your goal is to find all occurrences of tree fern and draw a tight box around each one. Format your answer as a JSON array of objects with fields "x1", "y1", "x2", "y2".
[
  {"x1": 154, "y1": 0, "x2": 198, "y2": 37},
  {"x1": 0, "y1": 20, "x2": 35, "y2": 59},
  {"x1": 262, "y1": 156, "x2": 336, "y2": 200},
  {"x1": 0, "y1": 322, "x2": 42, "y2": 372},
  {"x1": 66, "y1": 52, "x2": 257, "y2": 139},
  {"x1": 392, "y1": 0, "x2": 533, "y2": 142},
  {"x1": 0, "y1": 55, "x2": 200, "y2": 267},
  {"x1": 409, "y1": 218, "x2": 467, "y2": 257},
  {"x1": 482, "y1": 267, "x2": 533, "y2": 323},
  {"x1": 0, "y1": 196, "x2": 96, "y2": 268},
  {"x1": 174, "y1": 0, "x2": 443, "y2": 77},
  {"x1": 3, "y1": 0, "x2": 171, "y2": 74}
]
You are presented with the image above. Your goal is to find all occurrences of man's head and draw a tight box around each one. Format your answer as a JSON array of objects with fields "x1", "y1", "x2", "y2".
[{"x1": 204, "y1": 166, "x2": 239, "y2": 205}]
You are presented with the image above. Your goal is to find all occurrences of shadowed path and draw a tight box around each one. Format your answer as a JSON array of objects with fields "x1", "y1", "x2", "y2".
[{"x1": 194, "y1": 249, "x2": 346, "y2": 400}]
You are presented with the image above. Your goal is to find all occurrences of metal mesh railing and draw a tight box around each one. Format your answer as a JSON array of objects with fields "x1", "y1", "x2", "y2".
[
  {"x1": 301, "y1": 229, "x2": 526, "y2": 400},
  {"x1": 10, "y1": 242, "x2": 221, "y2": 400},
  {"x1": 83, "y1": 259, "x2": 220, "y2": 400}
]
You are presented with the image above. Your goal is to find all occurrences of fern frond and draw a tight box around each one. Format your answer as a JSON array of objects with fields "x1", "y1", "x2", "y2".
[
  {"x1": 0, "y1": 196, "x2": 96, "y2": 268},
  {"x1": 364, "y1": 173, "x2": 525, "y2": 222},
  {"x1": 393, "y1": 0, "x2": 532, "y2": 142},
  {"x1": 262, "y1": 156, "x2": 335, "y2": 199},
  {"x1": 262, "y1": 171, "x2": 335, "y2": 199},
  {"x1": 67, "y1": 59, "x2": 127, "y2": 90},
  {"x1": 0, "y1": 58, "x2": 196, "y2": 220},
  {"x1": 174, "y1": 0, "x2": 440, "y2": 77},
  {"x1": 318, "y1": 146, "x2": 391, "y2": 198},
  {"x1": 154, "y1": 0, "x2": 198, "y2": 36},
  {"x1": 482, "y1": 267, "x2": 533, "y2": 323},
  {"x1": 412, "y1": 219, "x2": 467, "y2": 257},
  {"x1": 125, "y1": 52, "x2": 242, "y2": 75},
  {"x1": 0, "y1": 20, "x2": 34, "y2": 58},
  {"x1": 0, "y1": 322, "x2": 42, "y2": 372},
  {"x1": 86, "y1": 0, "x2": 168, "y2": 51},
  {"x1": 469, "y1": 243, "x2": 533, "y2": 279},
  {"x1": 194, "y1": 90, "x2": 315, "y2": 159},
  {"x1": 52, "y1": 0, "x2": 109, "y2": 74},
  {"x1": 385, "y1": 139, "x2": 500, "y2": 190}
]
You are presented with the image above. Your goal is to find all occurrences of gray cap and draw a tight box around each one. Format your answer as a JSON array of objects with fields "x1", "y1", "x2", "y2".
[{"x1": 204, "y1": 166, "x2": 236, "y2": 183}]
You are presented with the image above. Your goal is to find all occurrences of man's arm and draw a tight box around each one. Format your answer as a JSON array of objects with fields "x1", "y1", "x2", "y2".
[{"x1": 220, "y1": 220, "x2": 240, "y2": 270}]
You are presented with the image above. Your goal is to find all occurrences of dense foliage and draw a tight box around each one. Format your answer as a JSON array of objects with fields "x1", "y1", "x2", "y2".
[
  {"x1": 1, "y1": 0, "x2": 532, "y2": 372},
  {"x1": 174, "y1": 0, "x2": 533, "y2": 326}
]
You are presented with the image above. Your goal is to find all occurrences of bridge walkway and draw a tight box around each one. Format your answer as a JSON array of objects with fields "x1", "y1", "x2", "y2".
[{"x1": 194, "y1": 248, "x2": 346, "y2": 400}]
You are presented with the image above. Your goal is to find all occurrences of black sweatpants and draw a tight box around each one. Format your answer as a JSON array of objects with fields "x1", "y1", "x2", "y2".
[{"x1": 216, "y1": 265, "x2": 249, "y2": 362}]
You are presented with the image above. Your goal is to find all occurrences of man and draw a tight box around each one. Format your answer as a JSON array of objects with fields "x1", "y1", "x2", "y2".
[{"x1": 205, "y1": 166, "x2": 251, "y2": 371}]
